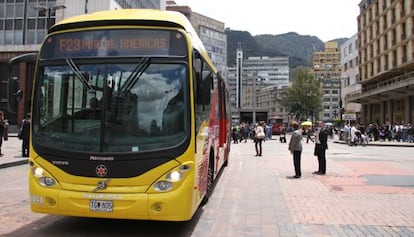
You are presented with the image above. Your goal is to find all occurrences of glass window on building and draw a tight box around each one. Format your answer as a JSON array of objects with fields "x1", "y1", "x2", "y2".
[
  {"x1": 36, "y1": 29, "x2": 46, "y2": 43},
  {"x1": 37, "y1": 18, "x2": 45, "y2": 28},
  {"x1": 27, "y1": 30, "x2": 35, "y2": 44},
  {"x1": 14, "y1": 18, "x2": 22, "y2": 29},
  {"x1": 0, "y1": 4, "x2": 4, "y2": 18},
  {"x1": 5, "y1": 3, "x2": 14, "y2": 18},
  {"x1": 27, "y1": 3, "x2": 37, "y2": 17},
  {"x1": 5, "y1": 30, "x2": 13, "y2": 43},
  {"x1": 28, "y1": 18, "x2": 36, "y2": 29},
  {"x1": 14, "y1": 30, "x2": 22, "y2": 44},
  {"x1": 0, "y1": 31, "x2": 4, "y2": 44},
  {"x1": 15, "y1": 3, "x2": 23, "y2": 17},
  {"x1": 5, "y1": 18, "x2": 12, "y2": 30}
]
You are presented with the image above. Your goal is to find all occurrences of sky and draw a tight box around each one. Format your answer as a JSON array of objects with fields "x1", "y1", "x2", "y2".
[{"x1": 173, "y1": 0, "x2": 361, "y2": 42}]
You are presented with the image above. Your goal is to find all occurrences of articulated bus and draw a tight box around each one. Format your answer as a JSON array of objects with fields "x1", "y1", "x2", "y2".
[
  {"x1": 29, "y1": 9, "x2": 231, "y2": 221},
  {"x1": 268, "y1": 116, "x2": 284, "y2": 135}
]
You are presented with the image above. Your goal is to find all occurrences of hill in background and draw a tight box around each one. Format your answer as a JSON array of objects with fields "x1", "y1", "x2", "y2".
[{"x1": 226, "y1": 29, "x2": 348, "y2": 68}]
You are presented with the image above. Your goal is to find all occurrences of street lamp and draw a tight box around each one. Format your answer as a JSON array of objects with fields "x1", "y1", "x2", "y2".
[
  {"x1": 339, "y1": 78, "x2": 345, "y2": 127},
  {"x1": 35, "y1": 4, "x2": 66, "y2": 30}
]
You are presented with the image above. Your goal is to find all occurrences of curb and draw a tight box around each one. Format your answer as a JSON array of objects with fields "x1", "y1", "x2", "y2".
[
  {"x1": 0, "y1": 159, "x2": 28, "y2": 169},
  {"x1": 333, "y1": 140, "x2": 414, "y2": 147}
]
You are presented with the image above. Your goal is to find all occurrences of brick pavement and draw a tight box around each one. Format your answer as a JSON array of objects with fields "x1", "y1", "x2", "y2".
[
  {"x1": 192, "y1": 136, "x2": 414, "y2": 237},
  {"x1": 0, "y1": 135, "x2": 28, "y2": 169}
]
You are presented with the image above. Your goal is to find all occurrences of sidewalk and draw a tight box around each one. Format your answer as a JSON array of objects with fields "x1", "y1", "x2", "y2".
[
  {"x1": 332, "y1": 135, "x2": 414, "y2": 147},
  {"x1": 0, "y1": 135, "x2": 28, "y2": 169}
]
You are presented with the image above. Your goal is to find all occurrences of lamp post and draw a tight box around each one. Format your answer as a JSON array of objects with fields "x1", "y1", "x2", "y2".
[
  {"x1": 35, "y1": 4, "x2": 66, "y2": 30},
  {"x1": 339, "y1": 78, "x2": 344, "y2": 127}
]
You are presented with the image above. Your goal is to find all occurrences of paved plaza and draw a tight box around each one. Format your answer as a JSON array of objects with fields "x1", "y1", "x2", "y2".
[
  {"x1": 1, "y1": 134, "x2": 414, "y2": 236},
  {"x1": 191, "y1": 135, "x2": 414, "y2": 237}
]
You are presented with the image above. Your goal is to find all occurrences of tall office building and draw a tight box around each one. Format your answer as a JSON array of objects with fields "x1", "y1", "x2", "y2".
[
  {"x1": 347, "y1": 0, "x2": 414, "y2": 125},
  {"x1": 340, "y1": 34, "x2": 361, "y2": 117},
  {"x1": 0, "y1": 0, "x2": 165, "y2": 125},
  {"x1": 227, "y1": 45, "x2": 290, "y2": 123},
  {"x1": 312, "y1": 41, "x2": 342, "y2": 121}
]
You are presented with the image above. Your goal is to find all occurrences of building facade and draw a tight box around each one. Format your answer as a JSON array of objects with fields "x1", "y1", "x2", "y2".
[
  {"x1": 0, "y1": 0, "x2": 165, "y2": 125},
  {"x1": 340, "y1": 34, "x2": 361, "y2": 117},
  {"x1": 312, "y1": 41, "x2": 342, "y2": 122},
  {"x1": 348, "y1": 0, "x2": 414, "y2": 125},
  {"x1": 227, "y1": 51, "x2": 290, "y2": 124}
]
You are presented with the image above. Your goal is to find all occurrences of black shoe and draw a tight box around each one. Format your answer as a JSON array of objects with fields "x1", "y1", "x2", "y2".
[
  {"x1": 312, "y1": 171, "x2": 321, "y2": 175},
  {"x1": 287, "y1": 175, "x2": 301, "y2": 179}
]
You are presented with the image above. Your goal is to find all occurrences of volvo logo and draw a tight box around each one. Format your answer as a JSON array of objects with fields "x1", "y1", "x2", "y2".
[
  {"x1": 93, "y1": 178, "x2": 112, "y2": 192},
  {"x1": 95, "y1": 164, "x2": 108, "y2": 177}
]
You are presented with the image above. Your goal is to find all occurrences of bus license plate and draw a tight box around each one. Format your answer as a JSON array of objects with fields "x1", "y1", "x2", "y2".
[{"x1": 90, "y1": 200, "x2": 113, "y2": 212}]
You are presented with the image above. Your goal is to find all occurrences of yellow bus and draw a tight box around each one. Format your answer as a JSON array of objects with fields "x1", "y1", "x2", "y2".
[{"x1": 29, "y1": 9, "x2": 231, "y2": 221}]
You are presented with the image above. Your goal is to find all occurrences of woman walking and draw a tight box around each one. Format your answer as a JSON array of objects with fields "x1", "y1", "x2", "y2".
[{"x1": 254, "y1": 121, "x2": 265, "y2": 156}]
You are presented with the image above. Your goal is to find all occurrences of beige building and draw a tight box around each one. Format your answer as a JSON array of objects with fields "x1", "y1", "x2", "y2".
[
  {"x1": 166, "y1": 2, "x2": 227, "y2": 78},
  {"x1": 347, "y1": 0, "x2": 414, "y2": 125},
  {"x1": 312, "y1": 41, "x2": 342, "y2": 121}
]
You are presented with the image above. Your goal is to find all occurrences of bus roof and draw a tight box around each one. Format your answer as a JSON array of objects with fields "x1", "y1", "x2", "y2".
[{"x1": 50, "y1": 9, "x2": 217, "y2": 73}]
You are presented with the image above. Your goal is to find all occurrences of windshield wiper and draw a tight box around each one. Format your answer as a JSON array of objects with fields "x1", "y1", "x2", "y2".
[
  {"x1": 66, "y1": 58, "x2": 95, "y2": 93},
  {"x1": 119, "y1": 57, "x2": 150, "y2": 97}
]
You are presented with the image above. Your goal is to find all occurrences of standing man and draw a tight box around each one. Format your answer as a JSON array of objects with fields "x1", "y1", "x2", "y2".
[
  {"x1": 288, "y1": 121, "x2": 303, "y2": 179},
  {"x1": 0, "y1": 111, "x2": 4, "y2": 156},
  {"x1": 21, "y1": 113, "x2": 31, "y2": 157},
  {"x1": 313, "y1": 120, "x2": 328, "y2": 175}
]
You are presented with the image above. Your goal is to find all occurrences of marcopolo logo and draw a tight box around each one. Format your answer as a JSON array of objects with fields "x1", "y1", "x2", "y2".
[{"x1": 95, "y1": 164, "x2": 108, "y2": 177}]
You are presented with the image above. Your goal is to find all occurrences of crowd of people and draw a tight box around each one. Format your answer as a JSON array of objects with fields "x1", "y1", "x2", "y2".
[
  {"x1": 341, "y1": 122, "x2": 414, "y2": 144},
  {"x1": 231, "y1": 119, "x2": 413, "y2": 179},
  {"x1": 0, "y1": 111, "x2": 31, "y2": 157}
]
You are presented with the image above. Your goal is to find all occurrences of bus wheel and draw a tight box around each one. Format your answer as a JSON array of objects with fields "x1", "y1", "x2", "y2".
[{"x1": 201, "y1": 152, "x2": 214, "y2": 205}]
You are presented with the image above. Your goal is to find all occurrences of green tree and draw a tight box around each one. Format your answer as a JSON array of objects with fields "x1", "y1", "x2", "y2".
[{"x1": 280, "y1": 68, "x2": 322, "y2": 122}]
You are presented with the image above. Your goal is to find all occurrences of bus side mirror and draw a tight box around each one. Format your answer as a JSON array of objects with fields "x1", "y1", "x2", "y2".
[
  {"x1": 8, "y1": 76, "x2": 21, "y2": 113},
  {"x1": 196, "y1": 72, "x2": 211, "y2": 105}
]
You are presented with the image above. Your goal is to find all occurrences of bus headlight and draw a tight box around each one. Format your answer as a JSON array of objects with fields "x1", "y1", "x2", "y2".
[
  {"x1": 153, "y1": 164, "x2": 192, "y2": 192},
  {"x1": 166, "y1": 171, "x2": 183, "y2": 182},
  {"x1": 39, "y1": 177, "x2": 56, "y2": 187},
  {"x1": 154, "y1": 181, "x2": 173, "y2": 191},
  {"x1": 31, "y1": 167, "x2": 56, "y2": 187}
]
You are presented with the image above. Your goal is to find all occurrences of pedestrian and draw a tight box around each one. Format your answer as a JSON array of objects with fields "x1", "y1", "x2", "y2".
[
  {"x1": 254, "y1": 121, "x2": 265, "y2": 156},
  {"x1": 288, "y1": 121, "x2": 303, "y2": 179},
  {"x1": 0, "y1": 111, "x2": 4, "y2": 156},
  {"x1": 3, "y1": 119, "x2": 9, "y2": 141},
  {"x1": 313, "y1": 120, "x2": 328, "y2": 175},
  {"x1": 306, "y1": 127, "x2": 314, "y2": 143},
  {"x1": 20, "y1": 113, "x2": 31, "y2": 157},
  {"x1": 232, "y1": 125, "x2": 239, "y2": 144}
]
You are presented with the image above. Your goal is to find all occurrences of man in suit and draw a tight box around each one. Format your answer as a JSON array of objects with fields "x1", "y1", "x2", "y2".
[
  {"x1": 288, "y1": 121, "x2": 303, "y2": 179},
  {"x1": 313, "y1": 120, "x2": 328, "y2": 175}
]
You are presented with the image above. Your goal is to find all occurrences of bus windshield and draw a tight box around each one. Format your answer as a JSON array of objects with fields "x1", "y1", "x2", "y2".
[{"x1": 32, "y1": 61, "x2": 189, "y2": 153}]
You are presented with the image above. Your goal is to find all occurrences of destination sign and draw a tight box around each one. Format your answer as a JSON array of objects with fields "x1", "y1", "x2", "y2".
[{"x1": 40, "y1": 29, "x2": 187, "y2": 59}]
